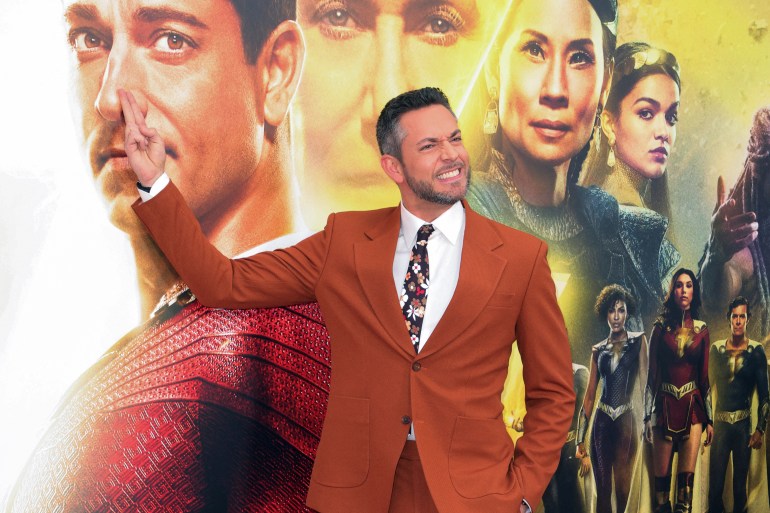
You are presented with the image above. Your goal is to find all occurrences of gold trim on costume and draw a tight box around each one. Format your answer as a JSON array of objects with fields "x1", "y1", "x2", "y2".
[
  {"x1": 661, "y1": 381, "x2": 696, "y2": 400},
  {"x1": 597, "y1": 401, "x2": 633, "y2": 421},
  {"x1": 714, "y1": 409, "x2": 751, "y2": 424}
]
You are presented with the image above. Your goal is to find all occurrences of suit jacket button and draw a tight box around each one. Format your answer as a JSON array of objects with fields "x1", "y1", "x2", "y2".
[
  {"x1": 401, "y1": 415, "x2": 412, "y2": 425},
  {"x1": 412, "y1": 361, "x2": 422, "y2": 371}
]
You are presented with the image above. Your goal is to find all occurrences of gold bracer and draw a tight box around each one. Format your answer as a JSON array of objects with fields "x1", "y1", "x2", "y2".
[
  {"x1": 714, "y1": 409, "x2": 751, "y2": 424},
  {"x1": 565, "y1": 429, "x2": 576, "y2": 444},
  {"x1": 597, "y1": 401, "x2": 633, "y2": 421},
  {"x1": 661, "y1": 381, "x2": 696, "y2": 400}
]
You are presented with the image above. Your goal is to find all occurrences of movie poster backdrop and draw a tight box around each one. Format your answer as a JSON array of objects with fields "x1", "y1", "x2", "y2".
[{"x1": 0, "y1": 0, "x2": 768, "y2": 511}]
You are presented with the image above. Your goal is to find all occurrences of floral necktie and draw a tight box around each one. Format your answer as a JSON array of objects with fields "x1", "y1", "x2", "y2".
[{"x1": 400, "y1": 224, "x2": 434, "y2": 353}]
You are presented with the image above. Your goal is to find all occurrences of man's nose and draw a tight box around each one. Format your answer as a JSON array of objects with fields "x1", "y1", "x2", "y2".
[
  {"x1": 95, "y1": 38, "x2": 148, "y2": 122},
  {"x1": 440, "y1": 139, "x2": 459, "y2": 161},
  {"x1": 366, "y1": 15, "x2": 408, "y2": 122}
]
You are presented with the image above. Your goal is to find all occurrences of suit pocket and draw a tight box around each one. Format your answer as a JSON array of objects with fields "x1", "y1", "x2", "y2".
[
  {"x1": 312, "y1": 396, "x2": 370, "y2": 487},
  {"x1": 448, "y1": 416, "x2": 516, "y2": 498},
  {"x1": 486, "y1": 292, "x2": 516, "y2": 309}
]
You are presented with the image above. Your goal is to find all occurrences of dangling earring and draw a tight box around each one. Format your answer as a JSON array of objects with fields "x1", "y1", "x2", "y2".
[
  {"x1": 594, "y1": 106, "x2": 603, "y2": 151},
  {"x1": 483, "y1": 86, "x2": 499, "y2": 135},
  {"x1": 607, "y1": 135, "x2": 616, "y2": 168}
]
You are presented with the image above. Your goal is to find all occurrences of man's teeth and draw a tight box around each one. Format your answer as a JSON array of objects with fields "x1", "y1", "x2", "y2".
[{"x1": 438, "y1": 168, "x2": 460, "y2": 179}]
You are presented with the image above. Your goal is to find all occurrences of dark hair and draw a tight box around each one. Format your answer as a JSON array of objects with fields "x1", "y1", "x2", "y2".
[
  {"x1": 726, "y1": 296, "x2": 752, "y2": 319},
  {"x1": 605, "y1": 42, "x2": 681, "y2": 116},
  {"x1": 594, "y1": 284, "x2": 638, "y2": 320},
  {"x1": 376, "y1": 87, "x2": 456, "y2": 161},
  {"x1": 228, "y1": 0, "x2": 295, "y2": 64},
  {"x1": 659, "y1": 268, "x2": 701, "y2": 325}
]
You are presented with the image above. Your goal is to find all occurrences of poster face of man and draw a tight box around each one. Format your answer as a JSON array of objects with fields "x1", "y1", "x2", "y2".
[
  {"x1": 292, "y1": 0, "x2": 504, "y2": 226},
  {"x1": 66, "y1": 0, "x2": 268, "y2": 234}
]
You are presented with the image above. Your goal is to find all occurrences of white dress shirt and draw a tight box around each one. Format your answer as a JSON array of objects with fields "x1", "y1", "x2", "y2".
[{"x1": 392, "y1": 201, "x2": 465, "y2": 353}]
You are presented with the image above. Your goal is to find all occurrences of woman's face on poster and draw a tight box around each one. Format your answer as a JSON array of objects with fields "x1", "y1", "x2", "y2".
[
  {"x1": 611, "y1": 73, "x2": 679, "y2": 180},
  {"x1": 673, "y1": 272, "x2": 694, "y2": 311},
  {"x1": 294, "y1": 0, "x2": 497, "y2": 224},
  {"x1": 495, "y1": 0, "x2": 606, "y2": 167},
  {"x1": 606, "y1": 299, "x2": 628, "y2": 333}
]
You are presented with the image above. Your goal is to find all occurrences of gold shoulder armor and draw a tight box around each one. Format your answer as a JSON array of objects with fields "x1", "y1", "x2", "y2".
[{"x1": 693, "y1": 319, "x2": 707, "y2": 333}]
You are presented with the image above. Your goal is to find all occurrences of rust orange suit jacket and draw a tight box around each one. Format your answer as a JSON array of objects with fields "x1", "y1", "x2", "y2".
[{"x1": 133, "y1": 183, "x2": 574, "y2": 513}]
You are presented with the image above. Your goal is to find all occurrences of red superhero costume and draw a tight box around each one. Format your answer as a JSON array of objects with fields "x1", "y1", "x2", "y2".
[
  {"x1": 6, "y1": 289, "x2": 330, "y2": 513},
  {"x1": 645, "y1": 311, "x2": 713, "y2": 440}
]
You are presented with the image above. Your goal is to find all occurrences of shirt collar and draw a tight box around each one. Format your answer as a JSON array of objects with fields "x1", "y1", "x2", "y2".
[{"x1": 400, "y1": 201, "x2": 465, "y2": 246}]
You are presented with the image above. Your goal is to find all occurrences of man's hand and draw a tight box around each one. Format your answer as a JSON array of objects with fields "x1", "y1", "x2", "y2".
[
  {"x1": 707, "y1": 175, "x2": 758, "y2": 265},
  {"x1": 703, "y1": 424, "x2": 714, "y2": 447},
  {"x1": 749, "y1": 430, "x2": 764, "y2": 449},
  {"x1": 118, "y1": 89, "x2": 166, "y2": 188}
]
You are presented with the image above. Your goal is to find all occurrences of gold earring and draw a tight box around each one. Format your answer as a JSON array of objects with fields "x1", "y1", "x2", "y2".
[
  {"x1": 483, "y1": 86, "x2": 499, "y2": 135},
  {"x1": 607, "y1": 136, "x2": 616, "y2": 168}
]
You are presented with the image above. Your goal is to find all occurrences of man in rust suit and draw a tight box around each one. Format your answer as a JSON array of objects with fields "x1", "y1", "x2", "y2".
[{"x1": 123, "y1": 86, "x2": 574, "y2": 513}]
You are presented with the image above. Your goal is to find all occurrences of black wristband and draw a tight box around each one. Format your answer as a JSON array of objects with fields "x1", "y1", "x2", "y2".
[{"x1": 137, "y1": 181, "x2": 152, "y2": 193}]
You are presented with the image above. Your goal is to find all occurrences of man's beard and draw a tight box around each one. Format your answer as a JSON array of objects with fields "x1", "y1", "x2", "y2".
[{"x1": 402, "y1": 163, "x2": 471, "y2": 206}]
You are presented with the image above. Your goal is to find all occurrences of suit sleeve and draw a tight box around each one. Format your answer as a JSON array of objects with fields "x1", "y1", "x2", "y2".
[
  {"x1": 511, "y1": 241, "x2": 574, "y2": 509},
  {"x1": 132, "y1": 181, "x2": 331, "y2": 308}
]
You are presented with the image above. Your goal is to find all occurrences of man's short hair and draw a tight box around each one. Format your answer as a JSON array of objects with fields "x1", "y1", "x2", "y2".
[
  {"x1": 727, "y1": 296, "x2": 752, "y2": 319},
  {"x1": 229, "y1": 0, "x2": 294, "y2": 64},
  {"x1": 376, "y1": 87, "x2": 456, "y2": 162}
]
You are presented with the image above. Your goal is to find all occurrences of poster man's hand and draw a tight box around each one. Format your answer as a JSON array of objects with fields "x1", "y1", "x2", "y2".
[
  {"x1": 119, "y1": 89, "x2": 166, "y2": 188},
  {"x1": 709, "y1": 175, "x2": 758, "y2": 264},
  {"x1": 749, "y1": 430, "x2": 763, "y2": 449}
]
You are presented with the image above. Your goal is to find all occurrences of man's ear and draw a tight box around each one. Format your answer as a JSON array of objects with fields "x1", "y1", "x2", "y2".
[
  {"x1": 380, "y1": 154, "x2": 405, "y2": 185},
  {"x1": 260, "y1": 20, "x2": 305, "y2": 127}
]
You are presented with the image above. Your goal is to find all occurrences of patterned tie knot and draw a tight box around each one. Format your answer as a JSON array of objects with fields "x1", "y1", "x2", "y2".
[{"x1": 416, "y1": 224, "x2": 434, "y2": 246}]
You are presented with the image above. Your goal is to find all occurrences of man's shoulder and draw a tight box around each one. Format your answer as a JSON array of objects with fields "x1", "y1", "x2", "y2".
[
  {"x1": 332, "y1": 206, "x2": 399, "y2": 222},
  {"x1": 467, "y1": 205, "x2": 545, "y2": 248}
]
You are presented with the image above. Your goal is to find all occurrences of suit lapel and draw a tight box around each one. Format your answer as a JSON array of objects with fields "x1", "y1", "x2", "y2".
[
  {"x1": 354, "y1": 207, "x2": 416, "y2": 359},
  {"x1": 419, "y1": 203, "x2": 507, "y2": 358}
]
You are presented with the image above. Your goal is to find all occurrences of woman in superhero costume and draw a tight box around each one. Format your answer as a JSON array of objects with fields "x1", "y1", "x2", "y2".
[
  {"x1": 577, "y1": 284, "x2": 647, "y2": 513},
  {"x1": 644, "y1": 268, "x2": 713, "y2": 513}
]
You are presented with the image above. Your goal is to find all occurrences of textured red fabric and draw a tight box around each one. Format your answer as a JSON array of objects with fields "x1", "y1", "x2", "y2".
[{"x1": 7, "y1": 299, "x2": 330, "y2": 513}]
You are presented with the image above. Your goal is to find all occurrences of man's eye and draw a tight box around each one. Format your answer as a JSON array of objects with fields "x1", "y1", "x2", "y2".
[
  {"x1": 426, "y1": 16, "x2": 452, "y2": 34},
  {"x1": 69, "y1": 29, "x2": 107, "y2": 52},
  {"x1": 416, "y1": 6, "x2": 464, "y2": 46},
  {"x1": 152, "y1": 32, "x2": 195, "y2": 52},
  {"x1": 324, "y1": 8, "x2": 353, "y2": 28},
  {"x1": 313, "y1": 2, "x2": 361, "y2": 40}
]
